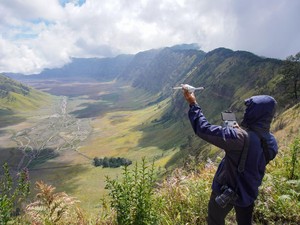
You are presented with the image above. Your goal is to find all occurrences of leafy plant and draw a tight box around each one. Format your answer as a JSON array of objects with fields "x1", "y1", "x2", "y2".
[
  {"x1": 288, "y1": 137, "x2": 300, "y2": 179},
  {"x1": 254, "y1": 136, "x2": 300, "y2": 224},
  {"x1": 0, "y1": 163, "x2": 30, "y2": 224},
  {"x1": 105, "y1": 158, "x2": 160, "y2": 225},
  {"x1": 255, "y1": 174, "x2": 300, "y2": 224}
]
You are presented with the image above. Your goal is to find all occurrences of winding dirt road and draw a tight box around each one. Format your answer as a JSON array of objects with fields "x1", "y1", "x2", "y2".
[{"x1": 12, "y1": 96, "x2": 92, "y2": 170}]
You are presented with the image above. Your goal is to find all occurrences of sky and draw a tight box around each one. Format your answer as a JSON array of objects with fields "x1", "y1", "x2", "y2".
[{"x1": 0, "y1": 0, "x2": 300, "y2": 74}]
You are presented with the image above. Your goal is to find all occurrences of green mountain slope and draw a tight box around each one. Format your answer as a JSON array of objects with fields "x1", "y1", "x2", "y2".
[
  {"x1": 130, "y1": 47, "x2": 205, "y2": 94},
  {"x1": 0, "y1": 74, "x2": 30, "y2": 96},
  {"x1": 171, "y1": 48, "x2": 284, "y2": 119},
  {"x1": 0, "y1": 74, "x2": 51, "y2": 127}
]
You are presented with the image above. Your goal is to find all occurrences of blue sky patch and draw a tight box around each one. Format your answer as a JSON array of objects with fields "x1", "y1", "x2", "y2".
[
  {"x1": 59, "y1": 0, "x2": 86, "y2": 7},
  {"x1": 8, "y1": 19, "x2": 54, "y2": 41},
  {"x1": 29, "y1": 18, "x2": 54, "y2": 26}
]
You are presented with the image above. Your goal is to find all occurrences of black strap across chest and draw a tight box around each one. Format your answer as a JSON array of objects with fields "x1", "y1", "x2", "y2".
[
  {"x1": 237, "y1": 129, "x2": 270, "y2": 173},
  {"x1": 238, "y1": 130, "x2": 250, "y2": 173}
]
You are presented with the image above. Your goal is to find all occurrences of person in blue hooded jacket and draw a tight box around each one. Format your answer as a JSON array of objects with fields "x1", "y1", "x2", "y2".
[{"x1": 182, "y1": 87, "x2": 278, "y2": 225}]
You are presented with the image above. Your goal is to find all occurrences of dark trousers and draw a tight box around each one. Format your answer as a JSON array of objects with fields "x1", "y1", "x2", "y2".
[{"x1": 207, "y1": 192, "x2": 254, "y2": 225}]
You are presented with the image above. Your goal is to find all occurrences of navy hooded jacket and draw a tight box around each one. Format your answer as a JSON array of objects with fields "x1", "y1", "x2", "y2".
[{"x1": 188, "y1": 95, "x2": 278, "y2": 207}]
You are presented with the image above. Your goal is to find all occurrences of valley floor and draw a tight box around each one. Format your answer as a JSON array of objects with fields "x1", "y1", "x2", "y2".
[{"x1": 0, "y1": 80, "x2": 179, "y2": 214}]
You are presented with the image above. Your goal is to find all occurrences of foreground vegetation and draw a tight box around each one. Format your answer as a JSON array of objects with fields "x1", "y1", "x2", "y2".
[{"x1": 2, "y1": 129, "x2": 299, "y2": 224}]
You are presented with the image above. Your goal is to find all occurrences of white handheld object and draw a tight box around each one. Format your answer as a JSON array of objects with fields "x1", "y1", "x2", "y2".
[{"x1": 173, "y1": 84, "x2": 204, "y2": 93}]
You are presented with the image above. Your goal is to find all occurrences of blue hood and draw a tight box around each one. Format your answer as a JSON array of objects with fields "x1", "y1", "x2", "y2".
[{"x1": 241, "y1": 95, "x2": 277, "y2": 131}]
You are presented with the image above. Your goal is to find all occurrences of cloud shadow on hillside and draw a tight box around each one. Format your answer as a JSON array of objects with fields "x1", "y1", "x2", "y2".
[
  {"x1": 29, "y1": 161, "x2": 91, "y2": 195},
  {"x1": 0, "y1": 147, "x2": 92, "y2": 195},
  {"x1": 0, "y1": 109, "x2": 26, "y2": 128},
  {"x1": 70, "y1": 102, "x2": 111, "y2": 118},
  {"x1": 0, "y1": 147, "x2": 24, "y2": 168}
]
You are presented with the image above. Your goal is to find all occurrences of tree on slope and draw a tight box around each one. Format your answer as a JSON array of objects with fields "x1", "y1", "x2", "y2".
[{"x1": 282, "y1": 52, "x2": 300, "y2": 101}]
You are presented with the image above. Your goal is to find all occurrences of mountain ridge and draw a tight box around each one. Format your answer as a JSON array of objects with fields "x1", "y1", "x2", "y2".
[
  {"x1": 5, "y1": 54, "x2": 134, "y2": 82},
  {"x1": 4, "y1": 44, "x2": 202, "y2": 83}
]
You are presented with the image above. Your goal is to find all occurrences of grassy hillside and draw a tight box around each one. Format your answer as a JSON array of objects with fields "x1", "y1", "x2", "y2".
[
  {"x1": 131, "y1": 47, "x2": 205, "y2": 94},
  {"x1": 171, "y1": 48, "x2": 284, "y2": 119},
  {"x1": 0, "y1": 74, "x2": 52, "y2": 128},
  {"x1": 0, "y1": 74, "x2": 51, "y2": 109}
]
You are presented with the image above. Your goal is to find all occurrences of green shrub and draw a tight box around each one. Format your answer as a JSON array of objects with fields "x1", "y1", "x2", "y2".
[
  {"x1": 287, "y1": 137, "x2": 300, "y2": 179},
  {"x1": 0, "y1": 163, "x2": 30, "y2": 224},
  {"x1": 254, "y1": 136, "x2": 300, "y2": 224},
  {"x1": 255, "y1": 172, "x2": 300, "y2": 224},
  {"x1": 105, "y1": 159, "x2": 161, "y2": 225}
]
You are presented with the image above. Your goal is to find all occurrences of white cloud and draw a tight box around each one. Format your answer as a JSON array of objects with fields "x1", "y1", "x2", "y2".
[
  {"x1": 0, "y1": 38, "x2": 45, "y2": 74},
  {"x1": 1, "y1": 0, "x2": 64, "y2": 21},
  {"x1": 0, "y1": 0, "x2": 300, "y2": 74},
  {"x1": 231, "y1": 0, "x2": 300, "y2": 58}
]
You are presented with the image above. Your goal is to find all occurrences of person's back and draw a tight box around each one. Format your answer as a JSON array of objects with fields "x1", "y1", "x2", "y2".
[
  {"x1": 215, "y1": 95, "x2": 278, "y2": 207},
  {"x1": 182, "y1": 88, "x2": 278, "y2": 225}
]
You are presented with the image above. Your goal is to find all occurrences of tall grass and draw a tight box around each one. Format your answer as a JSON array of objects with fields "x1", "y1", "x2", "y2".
[
  {"x1": 156, "y1": 164, "x2": 214, "y2": 225},
  {"x1": 25, "y1": 181, "x2": 86, "y2": 225}
]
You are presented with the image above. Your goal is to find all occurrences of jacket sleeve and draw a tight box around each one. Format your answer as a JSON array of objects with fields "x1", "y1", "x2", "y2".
[{"x1": 188, "y1": 104, "x2": 245, "y2": 151}]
